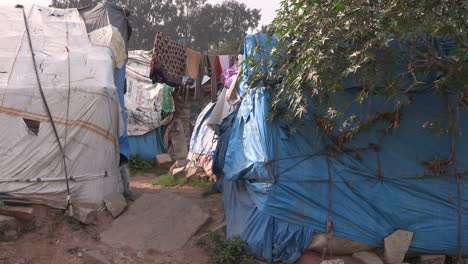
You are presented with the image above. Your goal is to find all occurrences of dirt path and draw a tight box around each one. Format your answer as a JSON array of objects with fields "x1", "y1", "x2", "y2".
[{"x1": 0, "y1": 173, "x2": 223, "y2": 264}]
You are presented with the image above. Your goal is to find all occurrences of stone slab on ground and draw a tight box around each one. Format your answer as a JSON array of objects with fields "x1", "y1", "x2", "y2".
[
  {"x1": 384, "y1": 230, "x2": 413, "y2": 264},
  {"x1": 101, "y1": 192, "x2": 209, "y2": 253},
  {"x1": 71, "y1": 206, "x2": 97, "y2": 225},
  {"x1": 352, "y1": 251, "x2": 384, "y2": 264},
  {"x1": 419, "y1": 255, "x2": 446, "y2": 264},
  {"x1": 104, "y1": 192, "x2": 127, "y2": 218}
]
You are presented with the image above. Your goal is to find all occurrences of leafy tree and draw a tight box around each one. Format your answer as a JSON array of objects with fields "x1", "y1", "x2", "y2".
[
  {"x1": 256, "y1": 0, "x2": 467, "y2": 126},
  {"x1": 189, "y1": 1, "x2": 261, "y2": 51},
  {"x1": 51, "y1": 0, "x2": 260, "y2": 52}
]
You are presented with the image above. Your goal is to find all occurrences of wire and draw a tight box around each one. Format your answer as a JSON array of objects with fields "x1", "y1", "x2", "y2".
[{"x1": 20, "y1": 6, "x2": 72, "y2": 209}]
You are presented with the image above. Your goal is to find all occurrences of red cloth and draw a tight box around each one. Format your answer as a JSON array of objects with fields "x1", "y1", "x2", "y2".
[{"x1": 215, "y1": 56, "x2": 222, "y2": 81}]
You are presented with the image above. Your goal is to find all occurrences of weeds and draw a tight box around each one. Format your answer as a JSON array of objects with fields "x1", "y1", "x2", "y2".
[
  {"x1": 152, "y1": 172, "x2": 213, "y2": 188},
  {"x1": 128, "y1": 155, "x2": 153, "y2": 173},
  {"x1": 128, "y1": 155, "x2": 169, "y2": 175},
  {"x1": 197, "y1": 231, "x2": 256, "y2": 264}
]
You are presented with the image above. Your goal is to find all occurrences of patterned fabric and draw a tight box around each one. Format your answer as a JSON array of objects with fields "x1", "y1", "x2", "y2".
[
  {"x1": 150, "y1": 32, "x2": 186, "y2": 86},
  {"x1": 222, "y1": 64, "x2": 239, "y2": 89}
]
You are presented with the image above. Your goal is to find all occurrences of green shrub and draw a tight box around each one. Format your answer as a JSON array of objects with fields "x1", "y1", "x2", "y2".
[
  {"x1": 128, "y1": 155, "x2": 154, "y2": 173},
  {"x1": 198, "y1": 231, "x2": 256, "y2": 264},
  {"x1": 152, "y1": 172, "x2": 213, "y2": 188}
]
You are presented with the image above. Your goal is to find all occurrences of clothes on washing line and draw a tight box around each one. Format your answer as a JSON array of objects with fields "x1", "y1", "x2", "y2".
[
  {"x1": 185, "y1": 48, "x2": 202, "y2": 79},
  {"x1": 222, "y1": 64, "x2": 239, "y2": 89},
  {"x1": 208, "y1": 55, "x2": 222, "y2": 82},
  {"x1": 155, "y1": 83, "x2": 175, "y2": 113},
  {"x1": 150, "y1": 32, "x2": 186, "y2": 87},
  {"x1": 207, "y1": 70, "x2": 241, "y2": 133},
  {"x1": 218, "y1": 55, "x2": 231, "y2": 73}
]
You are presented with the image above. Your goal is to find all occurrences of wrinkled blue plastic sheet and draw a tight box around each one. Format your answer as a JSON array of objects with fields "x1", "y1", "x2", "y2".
[
  {"x1": 189, "y1": 102, "x2": 218, "y2": 155},
  {"x1": 222, "y1": 34, "x2": 468, "y2": 263},
  {"x1": 128, "y1": 128, "x2": 166, "y2": 160}
]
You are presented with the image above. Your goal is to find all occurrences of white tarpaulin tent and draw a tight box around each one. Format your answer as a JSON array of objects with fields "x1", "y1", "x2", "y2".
[{"x1": 0, "y1": 5, "x2": 123, "y2": 207}]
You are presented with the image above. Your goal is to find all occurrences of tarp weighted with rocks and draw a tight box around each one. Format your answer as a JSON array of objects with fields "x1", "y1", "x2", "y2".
[
  {"x1": 220, "y1": 34, "x2": 468, "y2": 263},
  {"x1": 0, "y1": 5, "x2": 123, "y2": 205}
]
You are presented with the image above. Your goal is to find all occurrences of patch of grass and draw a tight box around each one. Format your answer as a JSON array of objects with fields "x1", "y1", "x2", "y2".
[
  {"x1": 197, "y1": 231, "x2": 256, "y2": 264},
  {"x1": 128, "y1": 155, "x2": 154, "y2": 174},
  {"x1": 152, "y1": 172, "x2": 213, "y2": 188},
  {"x1": 128, "y1": 155, "x2": 170, "y2": 176}
]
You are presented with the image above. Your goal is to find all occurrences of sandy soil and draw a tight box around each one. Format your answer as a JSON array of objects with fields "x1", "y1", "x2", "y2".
[{"x1": 0, "y1": 173, "x2": 223, "y2": 264}]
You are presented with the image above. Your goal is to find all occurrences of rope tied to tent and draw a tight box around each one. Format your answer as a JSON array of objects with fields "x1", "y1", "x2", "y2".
[
  {"x1": 321, "y1": 156, "x2": 335, "y2": 261},
  {"x1": 19, "y1": 5, "x2": 72, "y2": 210},
  {"x1": 447, "y1": 97, "x2": 464, "y2": 264}
]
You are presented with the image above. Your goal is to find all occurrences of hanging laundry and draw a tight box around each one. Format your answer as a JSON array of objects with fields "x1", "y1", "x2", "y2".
[
  {"x1": 222, "y1": 64, "x2": 239, "y2": 89},
  {"x1": 150, "y1": 32, "x2": 186, "y2": 87},
  {"x1": 185, "y1": 48, "x2": 202, "y2": 79},
  {"x1": 208, "y1": 55, "x2": 222, "y2": 82},
  {"x1": 156, "y1": 83, "x2": 175, "y2": 113},
  {"x1": 218, "y1": 55, "x2": 231, "y2": 73}
]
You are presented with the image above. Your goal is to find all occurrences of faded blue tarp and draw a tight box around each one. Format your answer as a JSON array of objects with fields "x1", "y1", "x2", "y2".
[
  {"x1": 128, "y1": 128, "x2": 166, "y2": 160},
  {"x1": 222, "y1": 34, "x2": 468, "y2": 263},
  {"x1": 189, "y1": 102, "x2": 218, "y2": 155}
]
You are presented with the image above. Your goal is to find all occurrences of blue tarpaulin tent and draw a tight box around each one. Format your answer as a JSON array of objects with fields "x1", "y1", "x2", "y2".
[
  {"x1": 218, "y1": 34, "x2": 468, "y2": 263},
  {"x1": 128, "y1": 128, "x2": 166, "y2": 160}
]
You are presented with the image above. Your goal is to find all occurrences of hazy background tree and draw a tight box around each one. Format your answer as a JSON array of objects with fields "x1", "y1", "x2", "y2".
[{"x1": 51, "y1": 0, "x2": 260, "y2": 52}]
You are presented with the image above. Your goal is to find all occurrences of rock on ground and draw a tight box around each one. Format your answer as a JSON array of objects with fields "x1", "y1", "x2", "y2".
[
  {"x1": 352, "y1": 251, "x2": 384, "y2": 264},
  {"x1": 104, "y1": 192, "x2": 127, "y2": 218},
  {"x1": 384, "y1": 230, "x2": 413, "y2": 264},
  {"x1": 309, "y1": 233, "x2": 376, "y2": 256},
  {"x1": 419, "y1": 255, "x2": 446, "y2": 264},
  {"x1": 71, "y1": 206, "x2": 97, "y2": 225},
  {"x1": 100, "y1": 192, "x2": 209, "y2": 253},
  {"x1": 155, "y1": 154, "x2": 173, "y2": 167}
]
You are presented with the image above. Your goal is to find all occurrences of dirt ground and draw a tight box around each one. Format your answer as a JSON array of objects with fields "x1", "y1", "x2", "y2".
[{"x1": 0, "y1": 173, "x2": 224, "y2": 264}]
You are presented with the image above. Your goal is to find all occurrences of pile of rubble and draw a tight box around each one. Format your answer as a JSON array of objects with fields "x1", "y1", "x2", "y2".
[{"x1": 296, "y1": 230, "x2": 466, "y2": 264}]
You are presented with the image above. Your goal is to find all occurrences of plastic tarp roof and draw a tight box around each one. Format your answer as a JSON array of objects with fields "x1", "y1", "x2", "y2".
[
  {"x1": 0, "y1": 5, "x2": 122, "y2": 206},
  {"x1": 79, "y1": 1, "x2": 131, "y2": 69},
  {"x1": 221, "y1": 34, "x2": 468, "y2": 263}
]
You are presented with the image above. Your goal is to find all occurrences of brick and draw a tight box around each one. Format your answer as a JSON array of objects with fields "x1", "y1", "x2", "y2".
[{"x1": 155, "y1": 154, "x2": 173, "y2": 167}]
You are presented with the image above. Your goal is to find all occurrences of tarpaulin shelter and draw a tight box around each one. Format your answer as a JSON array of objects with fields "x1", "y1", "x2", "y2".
[
  {"x1": 79, "y1": 1, "x2": 132, "y2": 161},
  {"x1": 125, "y1": 50, "x2": 170, "y2": 160},
  {"x1": 218, "y1": 34, "x2": 468, "y2": 263},
  {"x1": 0, "y1": 5, "x2": 123, "y2": 206}
]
